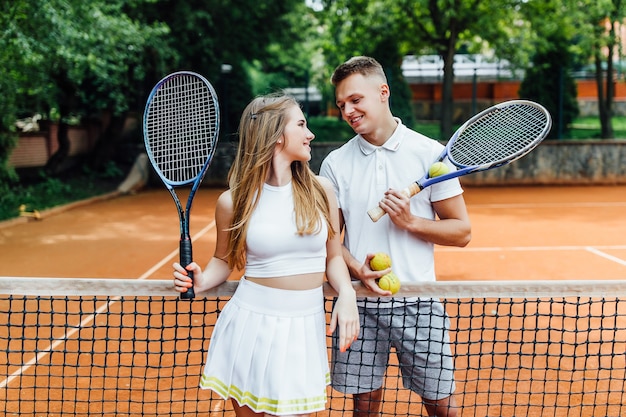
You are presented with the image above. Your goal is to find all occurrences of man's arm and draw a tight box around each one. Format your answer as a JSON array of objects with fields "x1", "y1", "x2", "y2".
[{"x1": 378, "y1": 190, "x2": 471, "y2": 247}]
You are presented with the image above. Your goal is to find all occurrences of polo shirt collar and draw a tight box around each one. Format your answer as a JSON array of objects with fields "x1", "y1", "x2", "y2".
[{"x1": 357, "y1": 118, "x2": 405, "y2": 155}]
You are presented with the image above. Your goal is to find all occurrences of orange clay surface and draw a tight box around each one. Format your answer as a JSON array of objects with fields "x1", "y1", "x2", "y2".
[
  {"x1": 1, "y1": 184, "x2": 626, "y2": 417},
  {"x1": 2, "y1": 185, "x2": 626, "y2": 282}
]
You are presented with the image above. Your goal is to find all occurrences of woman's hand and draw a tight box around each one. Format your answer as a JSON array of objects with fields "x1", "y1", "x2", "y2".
[
  {"x1": 172, "y1": 261, "x2": 202, "y2": 294},
  {"x1": 328, "y1": 288, "x2": 360, "y2": 352}
]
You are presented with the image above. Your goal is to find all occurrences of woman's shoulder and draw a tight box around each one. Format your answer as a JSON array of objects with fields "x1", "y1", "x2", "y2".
[
  {"x1": 216, "y1": 189, "x2": 234, "y2": 211},
  {"x1": 315, "y1": 175, "x2": 336, "y2": 198},
  {"x1": 315, "y1": 175, "x2": 333, "y2": 189}
]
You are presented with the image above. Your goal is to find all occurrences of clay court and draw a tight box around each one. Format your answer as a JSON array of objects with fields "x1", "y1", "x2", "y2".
[
  {"x1": 2, "y1": 184, "x2": 626, "y2": 282},
  {"x1": 1, "y1": 184, "x2": 626, "y2": 416}
]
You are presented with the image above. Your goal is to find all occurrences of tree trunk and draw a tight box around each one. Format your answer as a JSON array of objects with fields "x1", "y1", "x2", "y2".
[
  {"x1": 89, "y1": 112, "x2": 129, "y2": 170},
  {"x1": 440, "y1": 48, "x2": 456, "y2": 140},
  {"x1": 45, "y1": 74, "x2": 77, "y2": 175},
  {"x1": 602, "y1": 21, "x2": 616, "y2": 139},
  {"x1": 44, "y1": 106, "x2": 70, "y2": 175}
]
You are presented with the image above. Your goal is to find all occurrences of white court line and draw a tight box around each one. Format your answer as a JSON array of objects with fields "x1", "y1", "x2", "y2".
[
  {"x1": 0, "y1": 220, "x2": 216, "y2": 390},
  {"x1": 585, "y1": 246, "x2": 626, "y2": 267},
  {"x1": 438, "y1": 245, "x2": 626, "y2": 252},
  {"x1": 469, "y1": 202, "x2": 626, "y2": 209},
  {"x1": 437, "y1": 245, "x2": 626, "y2": 270},
  {"x1": 136, "y1": 220, "x2": 216, "y2": 280}
]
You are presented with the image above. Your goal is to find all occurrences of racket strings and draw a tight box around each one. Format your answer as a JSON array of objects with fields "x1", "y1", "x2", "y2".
[
  {"x1": 145, "y1": 75, "x2": 218, "y2": 183},
  {"x1": 450, "y1": 104, "x2": 549, "y2": 166}
]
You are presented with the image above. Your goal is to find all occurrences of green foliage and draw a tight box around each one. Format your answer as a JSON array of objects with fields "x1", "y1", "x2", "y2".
[
  {"x1": 2, "y1": 0, "x2": 308, "y2": 181},
  {"x1": 565, "y1": 116, "x2": 626, "y2": 140},
  {"x1": 519, "y1": 33, "x2": 579, "y2": 139},
  {"x1": 307, "y1": 116, "x2": 355, "y2": 142},
  {"x1": 0, "y1": 2, "x2": 24, "y2": 182},
  {"x1": 0, "y1": 167, "x2": 122, "y2": 222},
  {"x1": 317, "y1": 0, "x2": 525, "y2": 139},
  {"x1": 0, "y1": 78, "x2": 19, "y2": 183},
  {"x1": 131, "y1": 0, "x2": 307, "y2": 138},
  {"x1": 373, "y1": 37, "x2": 416, "y2": 128},
  {"x1": 3, "y1": 0, "x2": 171, "y2": 119},
  {"x1": 315, "y1": 1, "x2": 416, "y2": 126},
  {"x1": 0, "y1": 0, "x2": 175, "y2": 182}
]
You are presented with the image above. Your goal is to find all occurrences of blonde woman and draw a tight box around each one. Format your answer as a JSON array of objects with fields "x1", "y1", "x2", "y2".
[{"x1": 173, "y1": 93, "x2": 360, "y2": 417}]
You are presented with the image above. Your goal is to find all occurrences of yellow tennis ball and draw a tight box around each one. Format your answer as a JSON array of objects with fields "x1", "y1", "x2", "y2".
[
  {"x1": 377, "y1": 272, "x2": 401, "y2": 294},
  {"x1": 429, "y1": 162, "x2": 450, "y2": 178},
  {"x1": 370, "y1": 252, "x2": 392, "y2": 271}
]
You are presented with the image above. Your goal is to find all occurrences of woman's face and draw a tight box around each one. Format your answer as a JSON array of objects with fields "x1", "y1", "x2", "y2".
[{"x1": 278, "y1": 105, "x2": 315, "y2": 162}]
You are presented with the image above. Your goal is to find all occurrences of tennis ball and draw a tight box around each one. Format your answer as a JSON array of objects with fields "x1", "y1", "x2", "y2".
[
  {"x1": 369, "y1": 252, "x2": 392, "y2": 271},
  {"x1": 429, "y1": 162, "x2": 450, "y2": 178},
  {"x1": 377, "y1": 272, "x2": 401, "y2": 294}
]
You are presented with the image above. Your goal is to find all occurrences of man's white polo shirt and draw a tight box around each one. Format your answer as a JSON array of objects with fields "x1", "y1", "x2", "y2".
[{"x1": 319, "y1": 119, "x2": 464, "y2": 293}]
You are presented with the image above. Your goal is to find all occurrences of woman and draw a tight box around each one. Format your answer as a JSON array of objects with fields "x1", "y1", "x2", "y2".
[{"x1": 173, "y1": 93, "x2": 360, "y2": 417}]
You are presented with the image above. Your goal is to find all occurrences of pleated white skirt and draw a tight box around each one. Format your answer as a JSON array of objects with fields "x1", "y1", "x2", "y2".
[{"x1": 200, "y1": 277, "x2": 329, "y2": 415}]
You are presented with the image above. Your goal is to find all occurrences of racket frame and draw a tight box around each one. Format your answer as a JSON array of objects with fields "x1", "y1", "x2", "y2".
[
  {"x1": 368, "y1": 100, "x2": 551, "y2": 221},
  {"x1": 143, "y1": 71, "x2": 220, "y2": 298}
]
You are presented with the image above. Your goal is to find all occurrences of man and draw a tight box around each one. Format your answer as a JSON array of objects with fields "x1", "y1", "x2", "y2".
[{"x1": 319, "y1": 56, "x2": 471, "y2": 417}]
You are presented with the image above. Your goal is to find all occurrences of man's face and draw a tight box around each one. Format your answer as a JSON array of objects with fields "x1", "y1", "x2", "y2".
[{"x1": 335, "y1": 73, "x2": 389, "y2": 137}]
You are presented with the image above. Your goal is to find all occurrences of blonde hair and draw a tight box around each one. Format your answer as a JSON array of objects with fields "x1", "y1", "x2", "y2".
[
  {"x1": 331, "y1": 56, "x2": 387, "y2": 86},
  {"x1": 226, "y1": 93, "x2": 335, "y2": 270}
]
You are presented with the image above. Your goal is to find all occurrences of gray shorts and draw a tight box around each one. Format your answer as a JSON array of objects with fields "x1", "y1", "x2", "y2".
[{"x1": 331, "y1": 298, "x2": 455, "y2": 400}]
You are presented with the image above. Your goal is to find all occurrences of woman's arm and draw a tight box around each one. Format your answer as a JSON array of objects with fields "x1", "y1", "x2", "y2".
[{"x1": 318, "y1": 176, "x2": 360, "y2": 352}]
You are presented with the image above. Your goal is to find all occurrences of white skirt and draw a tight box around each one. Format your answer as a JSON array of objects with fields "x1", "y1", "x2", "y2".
[{"x1": 200, "y1": 277, "x2": 329, "y2": 415}]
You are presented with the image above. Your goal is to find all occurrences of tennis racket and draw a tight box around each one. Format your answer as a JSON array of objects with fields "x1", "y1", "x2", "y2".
[
  {"x1": 143, "y1": 71, "x2": 220, "y2": 299},
  {"x1": 368, "y1": 99, "x2": 551, "y2": 222}
]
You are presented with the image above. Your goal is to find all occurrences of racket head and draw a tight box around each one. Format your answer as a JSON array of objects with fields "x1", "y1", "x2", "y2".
[
  {"x1": 446, "y1": 100, "x2": 551, "y2": 170},
  {"x1": 143, "y1": 71, "x2": 220, "y2": 188}
]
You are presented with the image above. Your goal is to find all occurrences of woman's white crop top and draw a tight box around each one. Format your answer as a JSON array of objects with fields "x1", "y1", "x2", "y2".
[{"x1": 245, "y1": 182, "x2": 327, "y2": 277}]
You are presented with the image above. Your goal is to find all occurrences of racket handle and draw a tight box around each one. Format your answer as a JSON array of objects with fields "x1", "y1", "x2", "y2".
[
  {"x1": 179, "y1": 238, "x2": 195, "y2": 300},
  {"x1": 367, "y1": 183, "x2": 422, "y2": 222},
  {"x1": 367, "y1": 206, "x2": 387, "y2": 222}
]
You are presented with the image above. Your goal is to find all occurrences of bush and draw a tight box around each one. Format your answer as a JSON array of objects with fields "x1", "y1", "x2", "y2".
[
  {"x1": 0, "y1": 166, "x2": 122, "y2": 222},
  {"x1": 519, "y1": 33, "x2": 579, "y2": 140},
  {"x1": 307, "y1": 116, "x2": 355, "y2": 142},
  {"x1": 0, "y1": 76, "x2": 19, "y2": 183}
]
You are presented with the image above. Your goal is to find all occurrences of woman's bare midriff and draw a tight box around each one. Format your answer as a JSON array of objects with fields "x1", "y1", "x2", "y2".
[{"x1": 246, "y1": 272, "x2": 325, "y2": 290}]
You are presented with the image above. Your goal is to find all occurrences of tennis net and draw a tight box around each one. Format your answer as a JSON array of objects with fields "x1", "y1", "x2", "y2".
[{"x1": 1, "y1": 277, "x2": 625, "y2": 417}]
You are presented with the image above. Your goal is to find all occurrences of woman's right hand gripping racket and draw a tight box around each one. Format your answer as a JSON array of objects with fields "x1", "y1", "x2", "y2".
[
  {"x1": 368, "y1": 100, "x2": 552, "y2": 222},
  {"x1": 143, "y1": 71, "x2": 220, "y2": 298}
]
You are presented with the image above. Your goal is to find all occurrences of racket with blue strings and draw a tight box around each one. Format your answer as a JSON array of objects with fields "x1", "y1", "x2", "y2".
[
  {"x1": 143, "y1": 71, "x2": 220, "y2": 298},
  {"x1": 368, "y1": 100, "x2": 552, "y2": 222}
]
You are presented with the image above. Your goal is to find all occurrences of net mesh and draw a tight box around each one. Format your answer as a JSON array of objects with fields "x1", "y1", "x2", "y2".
[
  {"x1": 1, "y1": 278, "x2": 625, "y2": 417},
  {"x1": 449, "y1": 102, "x2": 550, "y2": 167},
  {"x1": 144, "y1": 73, "x2": 219, "y2": 184}
]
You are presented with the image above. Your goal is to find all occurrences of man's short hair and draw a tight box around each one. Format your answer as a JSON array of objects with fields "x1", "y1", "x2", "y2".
[{"x1": 331, "y1": 56, "x2": 387, "y2": 86}]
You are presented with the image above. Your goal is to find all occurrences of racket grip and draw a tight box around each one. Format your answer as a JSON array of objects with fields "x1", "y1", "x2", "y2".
[
  {"x1": 179, "y1": 239, "x2": 195, "y2": 300},
  {"x1": 367, "y1": 183, "x2": 422, "y2": 222},
  {"x1": 367, "y1": 206, "x2": 387, "y2": 222}
]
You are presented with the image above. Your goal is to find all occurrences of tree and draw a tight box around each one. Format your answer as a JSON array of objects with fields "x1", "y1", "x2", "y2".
[
  {"x1": 1, "y1": 0, "x2": 172, "y2": 174},
  {"x1": 585, "y1": 0, "x2": 625, "y2": 139},
  {"x1": 519, "y1": 0, "x2": 624, "y2": 139},
  {"x1": 0, "y1": 2, "x2": 23, "y2": 182},
  {"x1": 519, "y1": 33, "x2": 579, "y2": 139},
  {"x1": 319, "y1": 0, "x2": 523, "y2": 139},
  {"x1": 514, "y1": 0, "x2": 582, "y2": 139},
  {"x1": 2, "y1": 0, "x2": 306, "y2": 176},
  {"x1": 317, "y1": 0, "x2": 416, "y2": 127},
  {"x1": 398, "y1": 0, "x2": 523, "y2": 139},
  {"x1": 130, "y1": 0, "x2": 304, "y2": 140}
]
